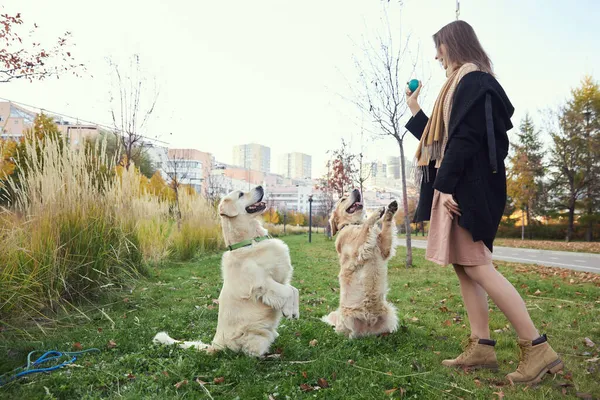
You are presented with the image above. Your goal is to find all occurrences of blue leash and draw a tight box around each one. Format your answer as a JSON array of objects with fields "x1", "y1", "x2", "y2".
[{"x1": 0, "y1": 348, "x2": 101, "y2": 387}]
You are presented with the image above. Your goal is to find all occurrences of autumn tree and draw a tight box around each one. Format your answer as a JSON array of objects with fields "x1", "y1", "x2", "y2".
[
  {"x1": 0, "y1": 139, "x2": 17, "y2": 197},
  {"x1": 90, "y1": 132, "x2": 156, "y2": 178},
  {"x1": 0, "y1": 113, "x2": 64, "y2": 204},
  {"x1": 507, "y1": 114, "x2": 545, "y2": 239},
  {"x1": 109, "y1": 54, "x2": 159, "y2": 172},
  {"x1": 563, "y1": 76, "x2": 600, "y2": 241},
  {"x1": 0, "y1": 10, "x2": 82, "y2": 83},
  {"x1": 318, "y1": 139, "x2": 356, "y2": 198},
  {"x1": 350, "y1": 4, "x2": 418, "y2": 266}
]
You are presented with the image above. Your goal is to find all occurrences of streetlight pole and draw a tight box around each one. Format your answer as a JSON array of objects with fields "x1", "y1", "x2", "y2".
[{"x1": 308, "y1": 195, "x2": 313, "y2": 243}]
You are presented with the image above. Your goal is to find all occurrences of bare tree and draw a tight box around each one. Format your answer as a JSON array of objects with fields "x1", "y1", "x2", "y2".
[
  {"x1": 350, "y1": 8, "x2": 419, "y2": 267},
  {"x1": 205, "y1": 171, "x2": 232, "y2": 208},
  {"x1": 109, "y1": 54, "x2": 159, "y2": 171},
  {"x1": 356, "y1": 129, "x2": 373, "y2": 195},
  {"x1": 164, "y1": 155, "x2": 191, "y2": 225}
]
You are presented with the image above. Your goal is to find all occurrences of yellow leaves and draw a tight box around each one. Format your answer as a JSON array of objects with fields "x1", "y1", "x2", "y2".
[
  {"x1": 264, "y1": 208, "x2": 280, "y2": 224},
  {"x1": 0, "y1": 138, "x2": 18, "y2": 185}
]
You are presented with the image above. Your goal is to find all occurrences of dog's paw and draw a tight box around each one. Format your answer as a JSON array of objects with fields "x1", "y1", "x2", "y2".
[
  {"x1": 387, "y1": 200, "x2": 398, "y2": 214},
  {"x1": 153, "y1": 332, "x2": 174, "y2": 345},
  {"x1": 282, "y1": 286, "x2": 300, "y2": 319}
]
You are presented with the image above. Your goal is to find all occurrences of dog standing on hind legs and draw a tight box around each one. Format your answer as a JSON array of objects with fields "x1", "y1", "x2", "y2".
[
  {"x1": 322, "y1": 189, "x2": 399, "y2": 338},
  {"x1": 153, "y1": 186, "x2": 299, "y2": 357}
]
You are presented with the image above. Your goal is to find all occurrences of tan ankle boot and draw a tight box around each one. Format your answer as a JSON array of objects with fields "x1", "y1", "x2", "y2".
[
  {"x1": 442, "y1": 336, "x2": 498, "y2": 370},
  {"x1": 507, "y1": 334, "x2": 564, "y2": 385}
]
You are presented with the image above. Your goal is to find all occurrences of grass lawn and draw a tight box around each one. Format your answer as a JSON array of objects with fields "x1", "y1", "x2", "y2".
[{"x1": 1, "y1": 234, "x2": 599, "y2": 399}]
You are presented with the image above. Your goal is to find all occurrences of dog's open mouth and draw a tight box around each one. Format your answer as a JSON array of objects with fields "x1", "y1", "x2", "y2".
[
  {"x1": 346, "y1": 201, "x2": 363, "y2": 214},
  {"x1": 246, "y1": 201, "x2": 266, "y2": 214}
]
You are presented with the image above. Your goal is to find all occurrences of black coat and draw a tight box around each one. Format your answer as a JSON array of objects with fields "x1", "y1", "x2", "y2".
[{"x1": 405, "y1": 71, "x2": 514, "y2": 251}]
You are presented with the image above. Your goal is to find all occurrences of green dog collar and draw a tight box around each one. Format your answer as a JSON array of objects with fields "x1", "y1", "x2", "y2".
[{"x1": 227, "y1": 235, "x2": 271, "y2": 252}]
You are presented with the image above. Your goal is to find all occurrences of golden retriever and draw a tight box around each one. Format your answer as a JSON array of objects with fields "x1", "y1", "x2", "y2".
[
  {"x1": 153, "y1": 186, "x2": 299, "y2": 356},
  {"x1": 322, "y1": 189, "x2": 399, "y2": 338}
]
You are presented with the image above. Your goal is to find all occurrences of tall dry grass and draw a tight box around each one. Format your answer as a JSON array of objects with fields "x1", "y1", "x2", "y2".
[{"x1": 0, "y1": 135, "x2": 222, "y2": 324}]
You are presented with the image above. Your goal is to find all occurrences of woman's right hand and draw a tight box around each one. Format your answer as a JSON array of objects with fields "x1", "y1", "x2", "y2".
[{"x1": 405, "y1": 81, "x2": 422, "y2": 116}]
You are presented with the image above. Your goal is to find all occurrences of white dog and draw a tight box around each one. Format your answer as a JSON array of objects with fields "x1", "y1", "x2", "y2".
[
  {"x1": 153, "y1": 186, "x2": 299, "y2": 357},
  {"x1": 322, "y1": 189, "x2": 399, "y2": 338}
]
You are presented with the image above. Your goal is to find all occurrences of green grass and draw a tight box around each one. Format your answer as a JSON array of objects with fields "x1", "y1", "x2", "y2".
[{"x1": 1, "y1": 234, "x2": 599, "y2": 399}]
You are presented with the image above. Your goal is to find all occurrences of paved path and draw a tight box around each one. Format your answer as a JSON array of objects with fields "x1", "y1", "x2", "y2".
[{"x1": 401, "y1": 239, "x2": 600, "y2": 274}]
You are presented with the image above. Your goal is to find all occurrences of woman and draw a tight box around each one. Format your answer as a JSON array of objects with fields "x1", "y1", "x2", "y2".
[{"x1": 405, "y1": 20, "x2": 563, "y2": 385}]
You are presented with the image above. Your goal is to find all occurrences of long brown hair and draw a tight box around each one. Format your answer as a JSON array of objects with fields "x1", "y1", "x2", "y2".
[{"x1": 433, "y1": 21, "x2": 493, "y2": 74}]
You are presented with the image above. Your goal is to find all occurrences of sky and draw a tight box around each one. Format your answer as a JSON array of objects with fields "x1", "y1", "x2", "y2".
[{"x1": 2, "y1": 0, "x2": 599, "y2": 178}]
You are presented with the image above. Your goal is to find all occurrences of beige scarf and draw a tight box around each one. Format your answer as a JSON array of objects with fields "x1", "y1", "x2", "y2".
[{"x1": 415, "y1": 63, "x2": 479, "y2": 170}]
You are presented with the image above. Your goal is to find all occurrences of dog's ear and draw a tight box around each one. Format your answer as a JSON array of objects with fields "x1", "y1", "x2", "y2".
[
  {"x1": 218, "y1": 198, "x2": 239, "y2": 218},
  {"x1": 329, "y1": 215, "x2": 338, "y2": 236}
]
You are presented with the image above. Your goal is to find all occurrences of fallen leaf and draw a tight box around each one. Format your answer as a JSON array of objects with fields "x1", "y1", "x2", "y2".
[
  {"x1": 384, "y1": 388, "x2": 397, "y2": 395},
  {"x1": 302, "y1": 371, "x2": 308, "y2": 379},
  {"x1": 107, "y1": 340, "x2": 117, "y2": 349},
  {"x1": 300, "y1": 383, "x2": 314, "y2": 392},
  {"x1": 493, "y1": 391, "x2": 504, "y2": 399},
  {"x1": 534, "y1": 289, "x2": 542, "y2": 295},
  {"x1": 126, "y1": 373, "x2": 135, "y2": 380},
  {"x1": 583, "y1": 337, "x2": 595, "y2": 348},
  {"x1": 585, "y1": 357, "x2": 599, "y2": 362},
  {"x1": 348, "y1": 359, "x2": 355, "y2": 365},
  {"x1": 410, "y1": 316, "x2": 419, "y2": 322},
  {"x1": 213, "y1": 376, "x2": 225, "y2": 384},
  {"x1": 474, "y1": 379, "x2": 481, "y2": 387},
  {"x1": 268, "y1": 395, "x2": 276, "y2": 400},
  {"x1": 295, "y1": 332, "x2": 301, "y2": 337},
  {"x1": 162, "y1": 371, "x2": 169, "y2": 377},
  {"x1": 174, "y1": 380, "x2": 188, "y2": 389},
  {"x1": 309, "y1": 339, "x2": 318, "y2": 347},
  {"x1": 123, "y1": 297, "x2": 129, "y2": 303},
  {"x1": 97, "y1": 328, "x2": 103, "y2": 333},
  {"x1": 433, "y1": 351, "x2": 441, "y2": 355},
  {"x1": 439, "y1": 306, "x2": 449, "y2": 313},
  {"x1": 73, "y1": 342, "x2": 83, "y2": 350},
  {"x1": 317, "y1": 378, "x2": 329, "y2": 388},
  {"x1": 443, "y1": 320, "x2": 452, "y2": 327},
  {"x1": 212, "y1": 299, "x2": 219, "y2": 304},
  {"x1": 564, "y1": 371, "x2": 573, "y2": 381}
]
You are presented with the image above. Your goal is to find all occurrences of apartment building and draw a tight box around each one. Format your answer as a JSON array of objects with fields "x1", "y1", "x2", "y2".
[
  {"x1": 232, "y1": 143, "x2": 271, "y2": 173},
  {"x1": 0, "y1": 102, "x2": 35, "y2": 140},
  {"x1": 279, "y1": 152, "x2": 311, "y2": 180},
  {"x1": 164, "y1": 149, "x2": 214, "y2": 194}
]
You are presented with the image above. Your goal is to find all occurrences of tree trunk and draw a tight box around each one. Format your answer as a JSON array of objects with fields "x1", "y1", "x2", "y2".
[
  {"x1": 566, "y1": 202, "x2": 575, "y2": 243},
  {"x1": 586, "y1": 202, "x2": 594, "y2": 242},
  {"x1": 398, "y1": 140, "x2": 412, "y2": 268},
  {"x1": 521, "y1": 209, "x2": 525, "y2": 241},
  {"x1": 525, "y1": 203, "x2": 532, "y2": 239}
]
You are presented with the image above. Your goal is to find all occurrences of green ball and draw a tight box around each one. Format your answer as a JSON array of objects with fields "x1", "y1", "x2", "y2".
[{"x1": 408, "y1": 79, "x2": 419, "y2": 92}]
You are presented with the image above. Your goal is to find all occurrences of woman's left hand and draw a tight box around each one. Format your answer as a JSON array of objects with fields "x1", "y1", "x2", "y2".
[{"x1": 440, "y1": 192, "x2": 461, "y2": 219}]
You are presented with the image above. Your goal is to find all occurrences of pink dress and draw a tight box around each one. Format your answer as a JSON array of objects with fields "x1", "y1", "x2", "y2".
[{"x1": 426, "y1": 190, "x2": 492, "y2": 266}]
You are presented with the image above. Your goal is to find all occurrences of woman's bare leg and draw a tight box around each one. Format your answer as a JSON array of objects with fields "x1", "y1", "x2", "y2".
[
  {"x1": 454, "y1": 264, "x2": 491, "y2": 339},
  {"x1": 463, "y1": 263, "x2": 539, "y2": 340}
]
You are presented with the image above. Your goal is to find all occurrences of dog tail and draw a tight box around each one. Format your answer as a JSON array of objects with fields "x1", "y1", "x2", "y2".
[{"x1": 153, "y1": 331, "x2": 211, "y2": 351}]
